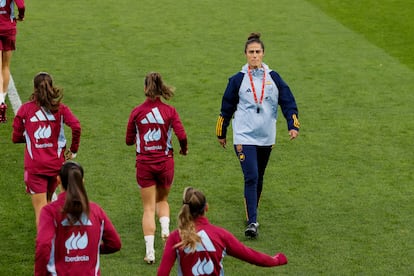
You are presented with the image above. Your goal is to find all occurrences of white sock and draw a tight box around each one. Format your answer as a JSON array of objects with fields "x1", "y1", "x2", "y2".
[
  {"x1": 0, "y1": 92, "x2": 5, "y2": 104},
  {"x1": 144, "y1": 235, "x2": 155, "y2": 255},
  {"x1": 159, "y1": 216, "x2": 170, "y2": 236}
]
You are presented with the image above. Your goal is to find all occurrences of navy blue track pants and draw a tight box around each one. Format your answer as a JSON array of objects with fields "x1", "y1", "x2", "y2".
[{"x1": 234, "y1": 144, "x2": 272, "y2": 224}]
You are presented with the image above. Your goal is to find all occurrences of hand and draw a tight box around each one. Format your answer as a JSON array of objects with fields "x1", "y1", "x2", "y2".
[
  {"x1": 218, "y1": 138, "x2": 226, "y2": 148},
  {"x1": 274, "y1": 253, "x2": 288, "y2": 265},
  {"x1": 179, "y1": 148, "x2": 188, "y2": 155},
  {"x1": 288, "y1": 129, "x2": 299, "y2": 140},
  {"x1": 17, "y1": 15, "x2": 24, "y2": 21},
  {"x1": 64, "y1": 150, "x2": 77, "y2": 160}
]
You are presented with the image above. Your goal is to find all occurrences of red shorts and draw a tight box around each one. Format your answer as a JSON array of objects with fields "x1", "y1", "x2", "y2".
[
  {"x1": 136, "y1": 158, "x2": 174, "y2": 189},
  {"x1": 0, "y1": 33, "x2": 16, "y2": 51},
  {"x1": 24, "y1": 170, "x2": 58, "y2": 194}
]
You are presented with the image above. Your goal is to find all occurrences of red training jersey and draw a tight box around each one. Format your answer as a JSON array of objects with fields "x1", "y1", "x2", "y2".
[
  {"x1": 126, "y1": 97, "x2": 187, "y2": 163},
  {"x1": 158, "y1": 217, "x2": 285, "y2": 275},
  {"x1": 0, "y1": 0, "x2": 25, "y2": 36},
  {"x1": 12, "y1": 101, "x2": 81, "y2": 175},
  {"x1": 35, "y1": 192, "x2": 122, "y2": 276}
]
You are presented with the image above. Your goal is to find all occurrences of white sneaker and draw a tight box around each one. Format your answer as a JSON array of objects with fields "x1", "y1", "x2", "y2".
[{"x1": 144, "y1": 251, "x2": 155, "y2": 264}]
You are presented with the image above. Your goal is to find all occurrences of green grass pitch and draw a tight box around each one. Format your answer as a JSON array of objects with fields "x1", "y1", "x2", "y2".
[{"x1": 1, "y1": 0, "x2": 413, "y2": 274}]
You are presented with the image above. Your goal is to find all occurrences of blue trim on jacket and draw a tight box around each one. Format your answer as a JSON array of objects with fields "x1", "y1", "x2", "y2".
[{"x1": 217, "y1": 70, "x2": 299, "y2": 139}]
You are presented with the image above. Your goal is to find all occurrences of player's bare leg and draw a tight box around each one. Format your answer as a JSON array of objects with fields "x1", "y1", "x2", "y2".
[
  {"x1": 0, "y1": 51, "x2": 12, "y2": 123},
  {"x1": 31, "y1": 193, "x2": 48, "y2": 230},
  {"x1": 140, "y1": 186, "x2": 156, "y2": 264},
  {"x1": 156, "y1": 186, "x2": 170, "y2": 242}
]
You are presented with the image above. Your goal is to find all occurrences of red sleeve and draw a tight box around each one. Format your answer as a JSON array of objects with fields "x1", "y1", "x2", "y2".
[
  {"x1": 223, "y1": 229, "x2": 283, "y2": 267},
  {"x1": 15, "y1": 0, "x2": 25, "y2": 8},
  {"x1": 98, "y1": 208, "x2": 122, "y2": 254},
  {"x1": 35, "y1": 206, "x2": 56, "y2": 276},
  {"x1": 15, "y1": 0, "x2": 25, "y2": 18},
  {"x1": 11, "y1": 109, "x2": 25, "y2": 143},
  {"x1": 125, "y1": 109, "x2": 137, "y2": 146},
  {"x1": 171, "y1": 108, "x2": 187, "y2": 151},
  {"x1": 157, "y1": 230, "x2": 180, "y2": 275},
  {"x1": 62, "y1": 105, "x2": 81, "y2": 153}
]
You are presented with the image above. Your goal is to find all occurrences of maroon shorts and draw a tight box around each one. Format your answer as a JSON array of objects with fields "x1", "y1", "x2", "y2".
[
  {"x1": 24, "y1": 170, "x2": 58, "y2": 194},
  {"x1": 0, "y1": 33, "x2": 16, "y2": 51},
  {"x1": 136, "y1": 158, "x2": 174, "y2": 189}
]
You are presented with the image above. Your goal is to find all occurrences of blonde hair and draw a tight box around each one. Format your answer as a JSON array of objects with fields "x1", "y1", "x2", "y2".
[
  {"x1": 144, "y1": 72, "x2": 175, "y2": 100},
  {"x1": 175, "y1": 187, "x2": 207, "y2": 252}
]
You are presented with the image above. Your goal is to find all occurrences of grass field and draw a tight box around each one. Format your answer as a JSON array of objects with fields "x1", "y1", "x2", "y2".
[{"x1": 1, "y1": 0, "x2": 413, "y2": 275}]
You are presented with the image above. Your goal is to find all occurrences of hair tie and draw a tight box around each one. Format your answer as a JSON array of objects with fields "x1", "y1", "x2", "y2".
[{"x1": 182, "y1": 201, "x2": 190, "y2": 205}]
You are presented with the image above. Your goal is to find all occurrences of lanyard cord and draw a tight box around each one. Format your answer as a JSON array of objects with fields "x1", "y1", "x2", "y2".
[{"x1": 247, "y1": 66, "x2": 266, "y2": 109}]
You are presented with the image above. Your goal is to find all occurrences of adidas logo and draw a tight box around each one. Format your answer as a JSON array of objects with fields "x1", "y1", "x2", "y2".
[
  {"x1": 246, "y1": 88, "x2": 252, "y2": 93},
  {"x1": 62, "y1": 213, "x2": 92, "y2": 226},
  {"x1": 141, "y1": 107, "x2": 165, "y2": 124},
  {"x1": 30, "y1": 108, "x2": 56, "y2": 122},
  {"x1": 183, "y1": 230, "x2": 217, "y2": 254},
  {"x1": 65, "y1": 232, "x2": 88, "y2": 254}
]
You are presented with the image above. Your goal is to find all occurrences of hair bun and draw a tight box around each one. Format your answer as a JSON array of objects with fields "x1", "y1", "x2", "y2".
[{"x1": 248, "y1": 32, "x2": 261, "y2": 40}]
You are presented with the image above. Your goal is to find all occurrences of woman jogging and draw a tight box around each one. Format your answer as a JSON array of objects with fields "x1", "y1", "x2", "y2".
[
  {"x1": 126, "y1": 72, "x2": 188, "y2": 264},
  {"x1": 0, "y1": 0, "x2": 25, "y2": 122},
  {"x1": 157, "y1": 187, "x2": 288, "y2": 275},
  {"x1": 12, "y1": 72, "x2": 81, "y2": 228},
  {"x1": 35, "y1": 161, "x2": 122, "y2": 275}
]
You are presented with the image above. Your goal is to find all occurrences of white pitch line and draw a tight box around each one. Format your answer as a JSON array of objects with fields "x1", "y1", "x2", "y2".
[{"x1": 7, "y1": 74, "x2": 22, "y2": 114}]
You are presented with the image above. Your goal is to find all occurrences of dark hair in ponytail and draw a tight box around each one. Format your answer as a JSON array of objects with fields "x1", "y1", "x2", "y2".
[
  {"x1": 30, "y1": 72, "x2": 63, "y2": 112},
  {"x1": 59, "y1": 161, "x2": 89, "y2": 225},
  {"x1": 144, "y1": 72, "x2": 175, "y2": 100},
  {"x1": 175, "y1": 187, "x2": 207, "y2": 251}
]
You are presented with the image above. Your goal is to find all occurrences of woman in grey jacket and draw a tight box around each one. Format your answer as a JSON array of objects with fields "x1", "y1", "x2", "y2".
[{"x1": 216, "y1": 32, "x2": 300, "y2": 238}]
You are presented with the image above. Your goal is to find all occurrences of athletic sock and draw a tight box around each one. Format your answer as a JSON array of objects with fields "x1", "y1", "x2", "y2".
[
  {"x1": 144, "y1": 235, "x2": 155, "y2": 255},
  {"x1": 159, "y1": 216, "x2": 170, "y2": 237},
  {"x1": 0, "y1": 92, "x2": 5, "y2": 103}
]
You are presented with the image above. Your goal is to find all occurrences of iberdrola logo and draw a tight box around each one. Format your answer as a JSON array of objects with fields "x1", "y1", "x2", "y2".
[{"x1": 65, "y1": 232, "x2": 88, "y2": 254}]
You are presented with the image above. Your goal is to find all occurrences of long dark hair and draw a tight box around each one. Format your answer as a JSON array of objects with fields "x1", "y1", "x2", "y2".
[
  {"x1": 59, "y1": 161, "x2": 89, "y2": 225},
  {"x1": 30, "y1": 72, "x2": 63, "y2": 112},
  {"x1": 244, "y1": 32, "x2": 265, "y2": 53},
  {"x1": 144, "y1": 72, "x2": 175, "y2": 100},
  {"x1": 175, "y1": 187, "x2": 207, "y2": 251}
]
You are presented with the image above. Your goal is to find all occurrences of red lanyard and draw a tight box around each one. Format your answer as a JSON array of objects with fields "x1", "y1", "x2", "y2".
[{"x1": 247, "y1": 66, "x2": 265, "y2": 113}]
